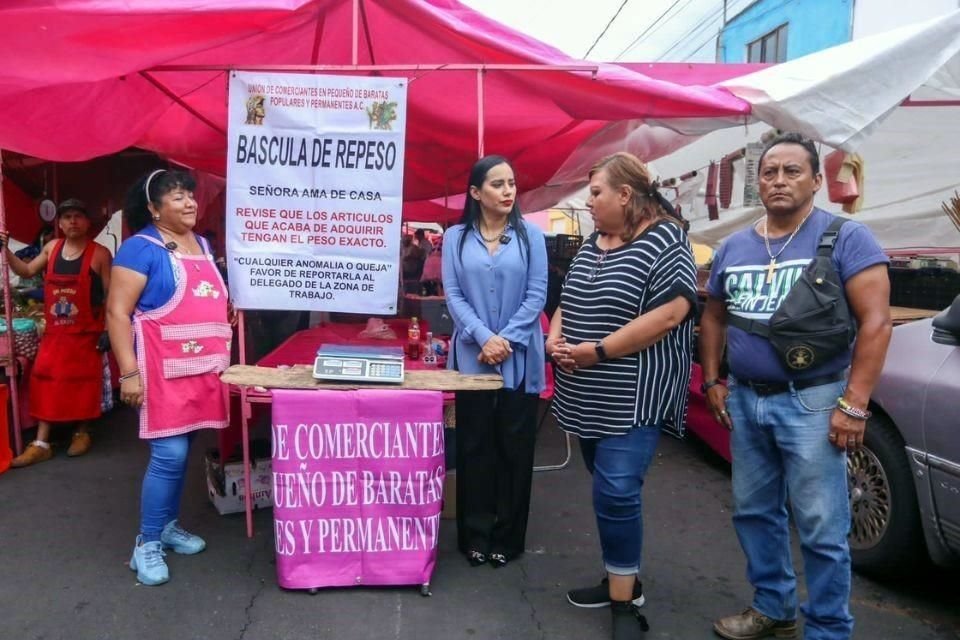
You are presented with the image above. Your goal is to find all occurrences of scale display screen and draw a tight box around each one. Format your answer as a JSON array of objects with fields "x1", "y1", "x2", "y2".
[{"x1": 312, "y1": 344, "x2": 405, "y2": 383}]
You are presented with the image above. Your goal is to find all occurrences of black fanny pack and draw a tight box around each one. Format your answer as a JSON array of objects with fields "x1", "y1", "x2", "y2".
[{"x1": 728, "y1": 217, "x2": 855, "y2": 372}]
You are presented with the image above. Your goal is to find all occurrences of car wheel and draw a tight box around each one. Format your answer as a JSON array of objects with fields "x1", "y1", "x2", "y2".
[{"x1": 847, "y1": 412, "x2": 926, "y2": 576}]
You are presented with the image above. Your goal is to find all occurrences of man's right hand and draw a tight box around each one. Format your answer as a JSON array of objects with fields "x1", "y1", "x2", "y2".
[
  {"x1": 706, "y1": 384, "x2": 733, "y2": 430},
  {"x1": 0, "y1": 230, "x2": 8, "y2": 249}
]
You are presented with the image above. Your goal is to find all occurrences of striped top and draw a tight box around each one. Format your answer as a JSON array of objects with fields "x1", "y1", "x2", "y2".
[{"x1": 552, "y1": 221, "x2": 697, "y2": 438}]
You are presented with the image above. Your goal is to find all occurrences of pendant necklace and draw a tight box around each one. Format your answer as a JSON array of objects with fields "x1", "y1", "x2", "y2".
[
  {"x1": 479, "y1": 223, "x2": 507, "y2": 243},
  {"x1": 160, "y1": 230, "x2": 202, "y2": 271},
  {"x1": 761, "y1": 210, "x2": 813, "y2": 284},
  {"x1": 62, "y1": 244, "x2": 85, "y2": 260}
]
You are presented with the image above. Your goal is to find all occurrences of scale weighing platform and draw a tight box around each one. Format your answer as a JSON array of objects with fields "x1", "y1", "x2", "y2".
[{"x1": 312, "y1": 344, "x2": 405, "y2": 384}]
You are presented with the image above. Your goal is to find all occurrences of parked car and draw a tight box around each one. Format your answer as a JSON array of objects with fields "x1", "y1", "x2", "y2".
[{"x1": 686, "y1": 296, "x2": 960, "y2": 575}]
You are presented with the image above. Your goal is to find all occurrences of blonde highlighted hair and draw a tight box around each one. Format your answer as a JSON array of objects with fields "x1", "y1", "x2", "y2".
[{"x1": 589, "y1": 152, "x2": 670, "y2": 241}]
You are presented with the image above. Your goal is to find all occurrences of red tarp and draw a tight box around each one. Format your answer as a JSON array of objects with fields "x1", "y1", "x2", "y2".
[
  {"x1": 1, "y1": 178, "x2": 43, "y2": 245},
  {"x1": 0, "y1": 0, "x2": 751, "y2": 211}
]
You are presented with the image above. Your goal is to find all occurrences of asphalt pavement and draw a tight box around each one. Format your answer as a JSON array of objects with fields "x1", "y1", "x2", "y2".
[{"x1": 1, "y1": 404, "x2": 957, "y2": 640}]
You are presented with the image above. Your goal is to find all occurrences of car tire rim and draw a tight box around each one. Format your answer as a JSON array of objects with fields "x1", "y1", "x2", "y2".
[{"x1": 847, "y1": 446, "x2": 891, "y2": 550}]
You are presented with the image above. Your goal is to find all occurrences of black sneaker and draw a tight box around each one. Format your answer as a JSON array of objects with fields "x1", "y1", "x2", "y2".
[{"x1": 567, "y1": 577, "x2": 644, "y2": 609}]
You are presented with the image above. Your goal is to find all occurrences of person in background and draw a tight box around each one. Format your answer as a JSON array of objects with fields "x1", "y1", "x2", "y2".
[
  {"x1": 548, "y1": 152, "x2": 697, "y2": 640},
  {"x1": 414, "y1": 228, "x2": 434, "y2": 258},
  {"x1": 420, "y1": 235, "x2": 443, "y2": 296},
  {"x1": 201, "y1": 229, "x2": 228, "y2": 280},
  {"x1": 4, "y1": 199, "x2": 112, "y2": 466},
  {"x1": 443, "y1": 154, "x2": 547, "y2": 569},
  {"x1": 108, "y1": 169, "x2": 233, "y2": 586},
  {"x1": 700, "y1": 133, "x2": 891, "y2": 640},
  {"x1": 401, "y1": 234, "x2": 427, "y2": 294}
]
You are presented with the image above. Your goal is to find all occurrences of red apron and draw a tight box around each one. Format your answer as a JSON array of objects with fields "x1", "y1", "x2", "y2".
[
  {"x1": 30, "y1": 240, "x2": 103, "y2": 421},
  {"x1": 133, "y1": 235, "x2": 230, "y2": 439}
]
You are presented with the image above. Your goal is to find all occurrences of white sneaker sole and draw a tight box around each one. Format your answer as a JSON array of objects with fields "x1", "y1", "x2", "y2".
[{"x1": 566, "y1": 593, "x2": 645, "y2": 609}]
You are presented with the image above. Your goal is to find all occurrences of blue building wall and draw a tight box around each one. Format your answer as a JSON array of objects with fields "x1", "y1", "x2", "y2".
[{"x1": 719, "y1": 0, "x2": 853, "y2": 63}]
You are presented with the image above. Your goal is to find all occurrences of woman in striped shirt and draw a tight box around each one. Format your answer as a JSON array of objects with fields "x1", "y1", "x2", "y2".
[{"x1": 548, "y1": 152, "x2": 697, "y2": 639}]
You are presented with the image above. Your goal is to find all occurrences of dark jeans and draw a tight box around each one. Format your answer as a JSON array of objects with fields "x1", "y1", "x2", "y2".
[
  {"x1": 580, "y1": 426, "x2": 661, "y2": 575},
  {"x1": 455, "y1": 387, "x2": 539, "y2": 559}
]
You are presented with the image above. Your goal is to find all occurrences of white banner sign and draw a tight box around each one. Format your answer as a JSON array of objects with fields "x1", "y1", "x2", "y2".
[{"x1": 226, "y1": 72, "x2": 407, "y2": 312}]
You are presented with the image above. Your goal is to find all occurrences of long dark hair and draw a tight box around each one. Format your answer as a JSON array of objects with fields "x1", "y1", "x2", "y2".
[
  {"x1": 123, "y1": 169, "x2": 197, "y2": 233},
  {"x1": 457, "y1": 155, "x2": 530, "y2": 261}
]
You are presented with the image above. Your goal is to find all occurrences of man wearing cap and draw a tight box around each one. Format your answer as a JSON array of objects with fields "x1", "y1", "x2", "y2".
[
  {"x1": 699, "y1": 133, "x2": 891, "y2": 639},
  {"x1": 2, "y1": 198, "x2": 112, "y2": 466}
]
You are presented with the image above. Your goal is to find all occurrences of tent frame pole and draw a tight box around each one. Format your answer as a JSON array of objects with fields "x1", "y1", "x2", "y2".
[
  {"x1": 476, "y1": 68, "x2": 485, "y2": 158},
  {"x1": 0, "y1": 149, "x2": 24, "y2": 456},
  {"x1": 140, "y1": 71, "x2": 228, "y2": 136},
  {"x1": 352, "y1": 0, "x2": 359, "y2": 65},
  {"x1": 150, "y1": 63, "x2": 599, "y2": 74}
]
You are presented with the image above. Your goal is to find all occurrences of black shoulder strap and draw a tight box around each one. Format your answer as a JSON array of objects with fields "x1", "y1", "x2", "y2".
[
  {"x1": 816, "y1": 216, "x2": 848, "y2": 257},
  {"x1": 727, "y1": 215, "x2": 848, "y2": 338}
]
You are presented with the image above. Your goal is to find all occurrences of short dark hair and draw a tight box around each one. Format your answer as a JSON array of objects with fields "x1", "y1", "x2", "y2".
[
  {"x1": 759, "y1": 132, "x2": 820, "y2": 175},
  {"x1": 123, "y1": 169, "x2": 196, "y2": 233}
]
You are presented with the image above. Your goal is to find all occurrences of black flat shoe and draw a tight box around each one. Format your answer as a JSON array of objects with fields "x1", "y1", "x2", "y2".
[
  {"x1": 489, "y1": 553, "x2": 508, "y2": 568},
  {"x1": 467, "y1": 550, "x2": 487, "y2": 566}
]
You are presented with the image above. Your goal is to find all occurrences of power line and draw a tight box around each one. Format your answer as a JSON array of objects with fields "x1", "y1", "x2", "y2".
[
  {"x1": 656, "y1": 2, "x2": 726, "y2": 61},
  {"x1": 583, "y1": 0, "x2": 632, "y2": 58},
  {"x1": 675, "y1": 0, "x2": 798, "y2": 62},
  {"x1": 614, "y1": 0, "x2": 691, "y2": 61}
]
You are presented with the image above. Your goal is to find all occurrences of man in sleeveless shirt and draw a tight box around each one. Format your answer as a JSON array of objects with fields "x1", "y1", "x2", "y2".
[
  {"x1": 3, "y1": 199, "x2": 112, "y2": 467},
  {"x1": 700, "y1": 134, "x2": 891, "y2": 640}
]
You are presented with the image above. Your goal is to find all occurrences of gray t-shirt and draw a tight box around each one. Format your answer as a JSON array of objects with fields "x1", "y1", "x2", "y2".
[{"x1": 707, "y1": 208, "x2": 888, "y2": 382}]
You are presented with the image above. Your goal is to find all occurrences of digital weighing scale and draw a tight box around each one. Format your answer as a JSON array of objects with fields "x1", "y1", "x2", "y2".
[{"x1": 312, "y1": 344, "x2": 405, "y2": 383}]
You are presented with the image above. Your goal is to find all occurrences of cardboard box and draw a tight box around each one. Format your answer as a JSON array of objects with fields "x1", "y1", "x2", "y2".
[{"x1": 204, "y1": 448, "x2": 273, "y2": 515}]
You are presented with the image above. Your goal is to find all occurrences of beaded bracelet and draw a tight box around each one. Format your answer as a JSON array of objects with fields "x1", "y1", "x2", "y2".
[
  {"x1": 836, "y1": 397, "x2": 871, "y2": 420},
  {"x1": 119, "y1": 369, "x2": 140, "y2": 383}
]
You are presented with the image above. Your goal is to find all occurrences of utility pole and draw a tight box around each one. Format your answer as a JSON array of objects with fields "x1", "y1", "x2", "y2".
[{"x1": 715, "y1": 0, "x2": 728, "y2": 62}]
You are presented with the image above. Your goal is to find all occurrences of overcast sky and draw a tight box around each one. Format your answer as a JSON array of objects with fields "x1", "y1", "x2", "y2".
[{"x1": 459, "y1": 0, "x2": 756, "y2": 62}]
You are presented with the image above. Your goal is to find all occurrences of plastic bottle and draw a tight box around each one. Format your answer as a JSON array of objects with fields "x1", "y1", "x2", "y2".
[
  {"x1": 424, "y1": 331, "x2": 434, "y2": 365},
  {"x1": 407, "y1": 317, "x2": 421, "y2": 360}
]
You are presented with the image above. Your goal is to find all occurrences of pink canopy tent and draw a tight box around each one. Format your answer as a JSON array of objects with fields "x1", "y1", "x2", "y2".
[
  {"x1": 0, "y1": 0, "x2": 750, "y2": 203},
  {"x1": 0, "y1": 0, "x2": 753, "y2": 495}
]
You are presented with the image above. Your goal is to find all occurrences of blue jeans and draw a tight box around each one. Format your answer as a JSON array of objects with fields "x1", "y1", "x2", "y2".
[
  {"x1": 726, "y1": 376, "x2": 853, "y2": 640},
  {"x1": 141, "y1": 434, "x2": 195, "y2": 542},
  {"x1": 580, "y1": 426, "x2": 661, "y2": 575}
]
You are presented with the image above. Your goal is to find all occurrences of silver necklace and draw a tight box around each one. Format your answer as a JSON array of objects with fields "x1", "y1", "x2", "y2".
[
  {"x1": 478, "y1": 221, "x2": 508, "y2": 243},
  {"x1": 761, "y1": 210, "x2": 812, "y2": 284},
  {"x1": 62, "y1": 244, "x2": 85, "y2": 260}
]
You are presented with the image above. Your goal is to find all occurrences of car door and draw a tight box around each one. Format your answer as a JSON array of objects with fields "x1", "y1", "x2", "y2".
[{"x1": 921, "y1": 345, "x2": 960, "y2": 557}]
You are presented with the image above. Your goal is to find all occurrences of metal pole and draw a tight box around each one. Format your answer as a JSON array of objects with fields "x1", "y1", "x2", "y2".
[
  {"x1": 352, "y1": 0, "x2": 360, "y2": 66},
  {"x1": 0, "y1": 149, "x2": 24, "y2": 455},
  {"x1": 237, "y1": 309, "x2": 255, "y2": 538},
  {"x1": 152, "y1": 63, "x2": 599, "y2": 73},
  {"x1": 476, "y1": 68, "x2": 485, "y2": 158}
]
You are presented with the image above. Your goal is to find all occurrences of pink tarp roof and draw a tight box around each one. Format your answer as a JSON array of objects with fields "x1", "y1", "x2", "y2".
[{"x1": 0, "y1": 0, "x2": 751, "y2": 206}]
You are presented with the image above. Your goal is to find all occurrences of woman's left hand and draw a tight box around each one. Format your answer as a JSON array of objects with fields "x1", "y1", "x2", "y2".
[
  {"x1": 560, "y1": 341, "x2": 600, "y2": 370},
  {"x1": 227, "y1": 301, "x2": 238, "y2": 327}
]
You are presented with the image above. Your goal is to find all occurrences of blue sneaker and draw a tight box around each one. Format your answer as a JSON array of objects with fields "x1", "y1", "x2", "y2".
[
  {"x1": 129, "y1": 536, "x2": 169, "y2": 586},
  {"x1": 160, "y1": 520, "x2": 206, "y2": 555}
]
